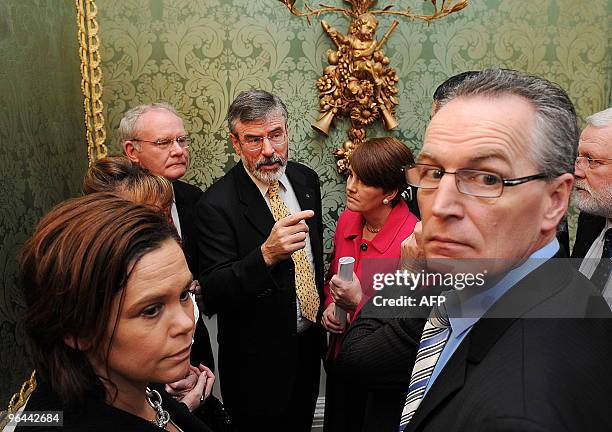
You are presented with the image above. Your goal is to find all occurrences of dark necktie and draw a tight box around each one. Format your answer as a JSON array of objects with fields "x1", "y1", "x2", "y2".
[{"x1": 590, "y1": 228, "x2": 612, "y2": 293}]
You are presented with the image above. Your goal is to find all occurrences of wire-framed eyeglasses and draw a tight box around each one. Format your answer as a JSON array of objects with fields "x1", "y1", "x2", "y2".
[
  {"x1": 575, "y1": 156, "x2": 612, "y2": 170},
  {"x1": 236, "y1": 129, "x2": 287, "y2": 152},
  {"x1": 403, "y1": 163, "x2": 548, "y2": 198},
  {"x1": 132, "y1": 134, "x2": 191, "y2": 151}
]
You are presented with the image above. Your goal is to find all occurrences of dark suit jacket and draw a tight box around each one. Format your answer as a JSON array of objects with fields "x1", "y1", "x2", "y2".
[
  {"x1": 571, "y1": 211, "x2": 606, "y2": 259},
  {"x1": 173, "y1": 180, "x2": 215, "y2": 371},
  {"x1": 409, "y1": 252, "x2": 612, "y2": 432},
  {"x1": 196, "y1": 161, "x2": 326, "y2": 418},
  {"x1": 16, "y1": 381, "x2": 212, "y2": 432},
  {"x1": 336, "y1": 286, "x2": 429, "y2": 432},
  {"x1": 339, "y1": 253, "x2": 612, "y2": 432},
  {"x1": 173, "y1": 180, "x2": 203, "y2": 273}
]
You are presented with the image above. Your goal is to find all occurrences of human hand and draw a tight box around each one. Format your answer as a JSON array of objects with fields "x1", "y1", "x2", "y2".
[
  {"x1": 329, "y1": 272, "x2": 362, "y2": 310},
  {"x1": 321, "y1": 302, "x2": 344, "y2": 334},
  {"x1": 401, "y1": 222, "x2": 426, "y2": 273},
  {"x1": 165, "y1": 366, "x2": 198, "y2": 397},
  {"x1": 166, "y1": 364, "x2": 215, "y2": 412},
  {"x1": 261, "y1": 210, "x2": 314, "y2": 267}
]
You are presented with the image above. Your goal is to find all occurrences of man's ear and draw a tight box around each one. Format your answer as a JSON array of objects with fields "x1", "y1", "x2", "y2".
[
  {"x1": 123, "y1": 141, "x2": 140, "y2": 163},
  {"x1": 542, "y1": 173, "x2": 574, "y2": 232},
  {"x1": 229, "y1": 133, "x2": 242, "y2": 157}
]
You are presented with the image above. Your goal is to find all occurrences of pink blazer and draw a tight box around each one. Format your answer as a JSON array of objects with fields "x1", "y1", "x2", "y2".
[{"x1": 324, "y1": 200, "x2": 419, "y2": 358}]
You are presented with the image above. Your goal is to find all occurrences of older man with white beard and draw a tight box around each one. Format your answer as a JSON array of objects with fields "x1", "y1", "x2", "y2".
[
  {"x1": 195, "y1": 90, "x2": 325, "y2": 432},
  {"x1": 572, "y1": 107, "x2": 612, "y2": 302}
]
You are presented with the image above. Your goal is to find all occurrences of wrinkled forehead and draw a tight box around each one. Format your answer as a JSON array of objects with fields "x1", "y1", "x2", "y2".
[
  {"x1": 420, "y1": 95, "x2": 537, "y2": 169},
  {"x1": 234, "y1": 114, "x2": 287, "y2": 135},
  {"x1": 579, "y1": 123, "x2": 612, "y2": 154},
  {"x1": 135, "y1": 108, "x2": 185, "y2": 135}
]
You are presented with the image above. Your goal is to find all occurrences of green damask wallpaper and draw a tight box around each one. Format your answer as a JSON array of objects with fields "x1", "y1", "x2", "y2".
[
  {"x1": 99, "y1": 0, "x2": 611, "y2": 253},
  {"x1": 0, "y1": 1, "x2": 87, "y2": 402},
  {"x1": 0, "y1": 0, "x2": 609, "y2": 406}
]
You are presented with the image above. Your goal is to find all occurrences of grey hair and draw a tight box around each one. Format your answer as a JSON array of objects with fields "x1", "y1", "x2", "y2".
[
  {"x1": 438, "y1": 69, "x2": 579, "y2": 178},
  {"x1": 586, "y1": 107, "x2": 612, "y2": 128},
  {"x1": 227, "y1": 90, "x2": 288, "y2": 134},
  {"x1": 117, "y1": 102, "x2": 182, "y2": 145}
]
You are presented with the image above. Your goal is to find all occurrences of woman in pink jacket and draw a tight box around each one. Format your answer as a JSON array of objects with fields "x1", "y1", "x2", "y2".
[{"x1": 322, "y1": 136, "x2": 419, "y2": 431}]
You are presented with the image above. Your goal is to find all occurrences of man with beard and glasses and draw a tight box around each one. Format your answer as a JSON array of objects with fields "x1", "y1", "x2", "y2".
[
  {"x1": 195, "y1": 90, "x2": 325, "y2": 432},
  {"x1": 572, "y1": 107, "x2": 612, "y2": 303}
]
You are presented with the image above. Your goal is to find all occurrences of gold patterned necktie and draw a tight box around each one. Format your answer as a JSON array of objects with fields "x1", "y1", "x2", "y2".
[{"x1": 267, "y1": 181, "x2": 320, "y2": 322}]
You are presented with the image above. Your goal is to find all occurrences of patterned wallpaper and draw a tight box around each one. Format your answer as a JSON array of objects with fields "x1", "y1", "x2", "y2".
[
  {"x1": 0, "y1": 0, "x2": 609, "y2": 406},
  {"x1": 98, "y1": 0, "x2": 611, "y2": 252},
  {"x1": 0, "y1": 2, "x2": 87, "y2": 402}
]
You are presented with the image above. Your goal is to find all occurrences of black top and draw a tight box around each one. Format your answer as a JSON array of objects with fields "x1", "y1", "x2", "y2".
[{"x1": 14, "y1": 381, "x2": 213, "y2": 432}]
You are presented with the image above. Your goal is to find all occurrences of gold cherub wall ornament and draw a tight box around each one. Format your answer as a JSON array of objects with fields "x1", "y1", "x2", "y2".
[{"x1": 278, "y1": 0, "x2": 468, "y2": 173}]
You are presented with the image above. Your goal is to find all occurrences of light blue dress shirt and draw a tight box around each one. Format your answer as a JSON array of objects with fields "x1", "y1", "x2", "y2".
[{"x1": 423, "y1": 238, "x2": 560, "y2": 396}]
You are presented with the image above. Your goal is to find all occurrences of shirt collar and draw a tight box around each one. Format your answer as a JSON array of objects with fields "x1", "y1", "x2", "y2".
[{"x1": 445, "y1": 238, "x2": 560, "y2": 336}]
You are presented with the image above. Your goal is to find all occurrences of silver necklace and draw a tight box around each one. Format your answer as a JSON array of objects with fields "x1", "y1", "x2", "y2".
[{"x1": 145, "y1": 387, "x2": 171, "y2": 429}]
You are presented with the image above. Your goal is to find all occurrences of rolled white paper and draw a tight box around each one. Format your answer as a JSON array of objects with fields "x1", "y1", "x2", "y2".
[{"x1": 335, "y1": 256, "x2": 355, "y2": 329}]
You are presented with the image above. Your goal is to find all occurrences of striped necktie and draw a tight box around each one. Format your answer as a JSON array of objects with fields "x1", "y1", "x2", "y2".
[
  {"x1": 267, "y1": 181, "x2": 320, "y2": 322},
  {"x1": 591, "y1": 228, "x2": 612, "y2": 293},
  {"x1": 399, "y1": 303, "x2": 451, "y2": 430}
]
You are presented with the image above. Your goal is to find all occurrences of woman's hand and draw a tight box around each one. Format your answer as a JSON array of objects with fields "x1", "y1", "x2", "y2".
[
  {"x1": 321, "y1": 302, "x2": 345, "y2": 333},
  {"x1": 329, "y1": 272, "x2": 362, "y2": 310},
  {"x1": 165, "y1": 364, "x2": 215, "y2": 412}
]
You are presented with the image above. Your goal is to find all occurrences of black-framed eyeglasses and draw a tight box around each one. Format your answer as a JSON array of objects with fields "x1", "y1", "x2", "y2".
[
  {"x1": 575, "y1": 156, "x2": 612, "y2": 170},
  {"x1": 235, "y1": 129, "x2": 287, "y2": 152},
  {"x1": 403, "y1": 163, "x2": 548, "y2": 198},
  {"x1": 132, "y1": 134, "x2": 191, "y2": 151}
]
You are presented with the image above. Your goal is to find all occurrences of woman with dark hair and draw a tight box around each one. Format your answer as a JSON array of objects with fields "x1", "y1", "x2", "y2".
[
  {"x1": 321, "y1": 137, "x2": 419, "y2": 431},
  {"x1": 16, "y1": 193, "x2": 213, "y2": 431},
  {"x1": 80, "y1": 157, "x2": 225, "y2": 427}
]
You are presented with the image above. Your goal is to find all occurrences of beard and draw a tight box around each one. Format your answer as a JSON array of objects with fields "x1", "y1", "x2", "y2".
[
  {"x1": 243, "y1": 153, "x2": 288, "y2": 185},
  {"x1": 572, "y1": 179, "x2": 612, "y2": 218}
]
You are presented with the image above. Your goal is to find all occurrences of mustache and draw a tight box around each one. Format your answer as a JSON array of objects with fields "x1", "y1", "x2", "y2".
[
  {"x1": 574, "y1": 180, "x2": 591, "y2": 193},
  {"x1": 256, "y1": 155, "x2": 286, "y2": 169}
]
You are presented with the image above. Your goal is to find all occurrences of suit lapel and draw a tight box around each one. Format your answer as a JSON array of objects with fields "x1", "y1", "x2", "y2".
[
  {"x1": 286, "y1": 163, "x2": 322, "y2": 267},
  {"x1": 410, "y1": 251, "x2": 572, "y2": 430},
  {"x1": 233, "y1": 162, "x2": 275, "y2": 238},
  {"x1": 408, "y1": 339, "x2": 469, "y2": 431},
  {"x1": 172, "y1": 181, "x2": 188, "y2": 231},
  {"x1": 572, "y1": 212, "x2": 606, "y2": 259}
]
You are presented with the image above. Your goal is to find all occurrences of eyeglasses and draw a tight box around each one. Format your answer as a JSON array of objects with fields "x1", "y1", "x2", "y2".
[
  {"x1": 132, "y1": 135, "x2": 191, "y2": 151},
  {"x1": 403, "y1": 163, "x2": 548, "y2": 198},
  {"x1": 235, "y1": 129, "x2": 287, "y2": 152},
  {"x1": 575, "y1": 156, "x2": 612, "y2": 170}
]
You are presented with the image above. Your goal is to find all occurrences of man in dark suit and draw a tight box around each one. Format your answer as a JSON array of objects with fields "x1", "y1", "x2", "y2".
[
  {"x1": 120, "y1": 103, "x2": 215, "y2": 370},
  {"x1": 334, "y1": 69, "x2": 612, "y2": 431},
  {"x1": 196, "y1": 90, "x2": 325, "y2": 432},
  {"x1": 571, "y1": 108, "x2": 612, "y2": 302}
]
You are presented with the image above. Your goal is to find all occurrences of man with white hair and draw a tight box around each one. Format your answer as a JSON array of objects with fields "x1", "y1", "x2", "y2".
[
  {"x1": 572, "y1": 107, "x2": 612, "y2": 302},
  {"x1": 120, "y1": 103, "x2": 215, "y2": 370}
]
